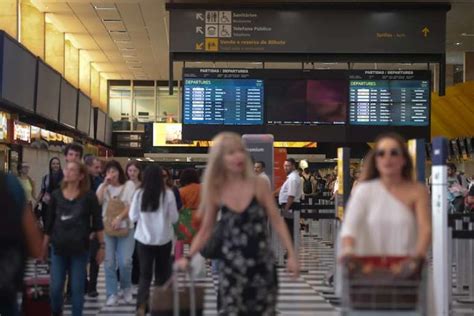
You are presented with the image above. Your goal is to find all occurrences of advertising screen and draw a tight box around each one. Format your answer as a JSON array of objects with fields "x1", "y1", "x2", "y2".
[{"x1": 266, "y1": 79, "x2": 347, "y2": 125}]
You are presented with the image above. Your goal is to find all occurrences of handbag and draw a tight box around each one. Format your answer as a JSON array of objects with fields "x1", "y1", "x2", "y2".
[
  {"x1": 200, "y1": 219, "x2": 224, "y2": 259},
  {"x1": 104, "y1": 186, "x2": 130, "y2": 237},
  {"x1": 174, "y1": 208, "x2": 198, "y2": 244}
]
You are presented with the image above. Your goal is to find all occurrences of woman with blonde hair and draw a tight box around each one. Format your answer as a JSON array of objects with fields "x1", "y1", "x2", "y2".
[
  {"x1": 340, "y1": 133, "x2": 431, "y2": 261},
  {"x1": 178, "y1": 132, "x2": 299, "y2": 315}
]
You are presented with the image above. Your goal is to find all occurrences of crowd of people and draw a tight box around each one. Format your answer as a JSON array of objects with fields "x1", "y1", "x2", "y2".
[{"x1": 2, "y1": 132, "x2": 474, "y2": 316}]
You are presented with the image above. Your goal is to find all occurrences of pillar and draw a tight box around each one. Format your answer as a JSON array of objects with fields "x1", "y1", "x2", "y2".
[{"x1": 464, "y1": 52, "x2": 474, "y2": 82}]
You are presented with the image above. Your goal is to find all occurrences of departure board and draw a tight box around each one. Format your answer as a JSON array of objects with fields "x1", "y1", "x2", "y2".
[
  {"x1": 349, "y1": 80, "x2": 429, "y2": 126},
  {"x1": 183, "y1": 79, "x2": 264, "y2": 125}
]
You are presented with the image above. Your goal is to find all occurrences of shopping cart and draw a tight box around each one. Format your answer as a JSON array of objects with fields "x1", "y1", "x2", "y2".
[{"x1": 341, "y1": 256, "x2": 427, "y2": 316}]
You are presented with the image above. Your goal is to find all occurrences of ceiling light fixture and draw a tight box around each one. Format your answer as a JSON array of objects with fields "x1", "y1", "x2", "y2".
[
  {"x1": 461, "y1": 33, "x2": 474, "y2": 37},
  {"x1": 455, "y1": 42, "x2": 462, "y2": 46},
  {"x1": 114, "y1": 40, "x2": 132, "y2": 44},
  {"x1": 93, "y1": 4, "x2": 117, "y2": 10}
]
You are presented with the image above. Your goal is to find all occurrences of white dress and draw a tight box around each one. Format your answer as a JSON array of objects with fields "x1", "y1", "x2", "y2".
[{"x1": 340, "y1": 179, "x2": 417, "y2": 256}]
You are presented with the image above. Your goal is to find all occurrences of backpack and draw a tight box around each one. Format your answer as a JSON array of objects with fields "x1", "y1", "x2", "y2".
[
  {"x1": 0, "y1": 173, "x2": 26, "y2": 297},
  {"x1": 303, "y1": 175, "x2": 313, "y2": 194}
]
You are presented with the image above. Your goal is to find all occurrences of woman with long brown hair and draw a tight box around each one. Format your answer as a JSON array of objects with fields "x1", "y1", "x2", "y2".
[
  {"x1": 177, "y1": 132, "x2": 299, "y2": 315},
  {"x1": 340, "y1": 133, "x2": 431, "y2": 260},
  {"x1": 42, "y1": 161, "x2": 104, "y2": 316}
]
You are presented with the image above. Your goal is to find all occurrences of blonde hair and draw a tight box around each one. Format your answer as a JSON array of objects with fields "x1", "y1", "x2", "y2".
[{"x1": 200, "y1": 132, "x2": 255, "y2": 212}]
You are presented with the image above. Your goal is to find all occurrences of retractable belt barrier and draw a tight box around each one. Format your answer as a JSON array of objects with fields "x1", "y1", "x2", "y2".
[
  {"x1": 448, "y1": 213, "x2": 474, "y2": 302},
  {"x1": 271, "y1": 195, "x2": 336, "y2": 266}
]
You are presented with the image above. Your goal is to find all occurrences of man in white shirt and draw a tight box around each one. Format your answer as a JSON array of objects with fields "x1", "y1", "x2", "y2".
[
  {"x1": 254, "y1": 160, "x2": 271, "y2": 189},
  {"x1": 278, "y1": 158, "x2": 303, "y2": 241}
]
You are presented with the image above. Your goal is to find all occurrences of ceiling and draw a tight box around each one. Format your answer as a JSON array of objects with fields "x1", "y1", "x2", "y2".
[{"x1": 30, "y1": 0, "x2": 474, "y2": 80}]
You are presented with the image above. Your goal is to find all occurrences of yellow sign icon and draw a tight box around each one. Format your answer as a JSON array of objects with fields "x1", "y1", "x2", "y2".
[
  {"x1": 422, "y1": 27, "x2": 430, "y2": 38},
  {"x1": 205, "y1": 38, "x2": 219, "y2": 52},
  {"x1": 195, "y1": 42, "x2": 204, "y2": 50}
]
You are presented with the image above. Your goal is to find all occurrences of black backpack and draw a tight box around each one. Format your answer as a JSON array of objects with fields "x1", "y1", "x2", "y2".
[
  {"x1": 0, "y1": 173, "x2": 26, "y2": 297},
  {"x1": 303, "y1": 175, "x2": 313, "y2": 194}
]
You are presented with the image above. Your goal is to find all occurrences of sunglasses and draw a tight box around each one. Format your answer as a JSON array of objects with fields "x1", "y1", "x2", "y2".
[{"x1": 375, "y1": 148, "x2": 402, "y2": 158}]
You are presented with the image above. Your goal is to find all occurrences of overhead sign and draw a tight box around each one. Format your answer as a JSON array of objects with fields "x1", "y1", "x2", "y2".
[{"x1": 169, "y1": 8, "x2": 446, "y2": 54}]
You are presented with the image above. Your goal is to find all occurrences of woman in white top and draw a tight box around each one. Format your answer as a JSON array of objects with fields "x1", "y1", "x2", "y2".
[
  {"x1": 129, "y1": 165, "x2": 178, "y2": 315},
  {"x1": 340, "y1": 133, "x2": 431, "y2": 261},
  {"x1": 96, "y1": 160, "x2": 137, "y2": 306}
]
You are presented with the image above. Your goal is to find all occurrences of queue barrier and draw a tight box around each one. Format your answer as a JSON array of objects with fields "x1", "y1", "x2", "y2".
[{"x1": 449, "y1": 213, "x2": 474, "y2": 303}]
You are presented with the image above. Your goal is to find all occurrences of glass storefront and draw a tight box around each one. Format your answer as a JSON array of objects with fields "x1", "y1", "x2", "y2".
[{"x1": 109, "y1": 81, "x2": 180, "y2": 131}]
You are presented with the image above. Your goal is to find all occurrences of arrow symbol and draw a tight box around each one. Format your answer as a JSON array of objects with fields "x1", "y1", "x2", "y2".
[
  {"x1": 422, "y1": 27, "x2": 430, "y2": 37},
  {"x1": 195, "y1": 42, "x2": 204, "y2": 50},
  {"x1": 196, "y1": 13, "x2": 204, "y2": 21},
  {"x1": 196, "y1": 26, "x2": 204, "y2": 34}
]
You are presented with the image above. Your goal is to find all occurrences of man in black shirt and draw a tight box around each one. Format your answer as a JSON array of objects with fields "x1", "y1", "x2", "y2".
[{"x1": 84, "y1": 156, "x2": 104, "y2": 297}]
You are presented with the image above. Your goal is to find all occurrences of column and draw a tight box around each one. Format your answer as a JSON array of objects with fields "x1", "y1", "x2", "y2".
[{"x1": 464, "y1": 52, "x2": 474, "y2": 82}]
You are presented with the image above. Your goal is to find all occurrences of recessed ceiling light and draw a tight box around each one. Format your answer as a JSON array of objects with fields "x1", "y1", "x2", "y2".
[
  {"x1": 93, "y1": 3, "x2": 116, "y2": 10},
  {"x1": 114, "y1": 40, "x2": 131, "y2": 44},
  {"x1": 455, "y1": 42, "x2": 462, "y2": 46},
  {"x1": 461, "y1": 33, "x2": 474, "y2": 37}
]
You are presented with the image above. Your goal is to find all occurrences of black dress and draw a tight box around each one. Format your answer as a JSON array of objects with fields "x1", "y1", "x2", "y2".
[{"x1": 219, "y1": 197, "x2": 277, "y2": 316}]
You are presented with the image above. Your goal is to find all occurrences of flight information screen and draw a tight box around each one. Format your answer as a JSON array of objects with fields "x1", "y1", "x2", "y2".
[
  {"x1": 183, "y1": 79, "x2": 264, "y2": 125},
  {"x1": 349, "y1": 80, "x2": 430, "y2": 126}
]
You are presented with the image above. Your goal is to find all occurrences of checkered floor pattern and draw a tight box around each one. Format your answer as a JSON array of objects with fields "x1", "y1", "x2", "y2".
[{"x1": 23, "y1": 222, "x2": 474, "y2": 315}]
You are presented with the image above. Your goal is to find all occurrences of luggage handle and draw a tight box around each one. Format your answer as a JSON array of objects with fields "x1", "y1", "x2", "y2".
[
  {"x1": 172, "y1": 263, "x2": 196, "y2": 316},
  {"x1": 31, "y1": 260, "x2": 45, "y2": 298}
]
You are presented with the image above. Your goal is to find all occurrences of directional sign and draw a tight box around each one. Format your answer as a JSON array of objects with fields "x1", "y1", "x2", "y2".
[
  {"x1": 422, "y1": 27, "x2": 430, "y2": 37},
  {"x1": 169, "y1": 8, "x2": 447, "y2": 54}
]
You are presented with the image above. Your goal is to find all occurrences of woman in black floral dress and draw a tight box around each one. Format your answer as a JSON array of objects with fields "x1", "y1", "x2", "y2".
[{"x1": 178, "y1": 132, "x2": 299, "y2": 315}]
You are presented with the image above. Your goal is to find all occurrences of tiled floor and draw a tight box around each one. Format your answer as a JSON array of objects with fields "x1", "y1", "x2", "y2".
[{"x1": 23, "y1": 227, "x2": 474, "y2": 315}]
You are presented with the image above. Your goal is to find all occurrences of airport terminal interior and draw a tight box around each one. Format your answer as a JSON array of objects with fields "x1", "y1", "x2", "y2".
[{"x1": 1, "y1": 0, "x2": 474, "y2": 315}]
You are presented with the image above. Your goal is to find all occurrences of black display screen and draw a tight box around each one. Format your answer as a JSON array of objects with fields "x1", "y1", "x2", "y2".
[
  {"x1": 183, "y1": 78, "x2": 264, "y2": 125},
  {"x1": 96, "y1": 109, "x2": 106, "y2": 142},
  {"x1": 36, "y1": 61, "x2": 61, "y2": 121},
  {"x1": 77, "y1": 92, "x2": 91, "y2": 135},
  {"x1": 0, "y1": 33, "x2": 36, "y2": 112},
  {"x1": 59, "y1": 79, "x2": 77, "y2": 128},
  {"x1": 266, "y1": 79, "x2": 347, "y2": 125}
]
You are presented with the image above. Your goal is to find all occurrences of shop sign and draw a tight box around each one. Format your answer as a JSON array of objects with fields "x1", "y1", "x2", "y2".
[
  {"x1": 13, "y1": 121, "x2": 31, "y2": 143},
  {"x1": 0, "y1": 112, "x2": 8, "y2": 141}
]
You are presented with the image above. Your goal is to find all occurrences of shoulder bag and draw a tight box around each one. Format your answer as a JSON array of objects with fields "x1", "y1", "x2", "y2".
[{"x1": 104, "y1": 185, "x2": 130, "y2": 237}]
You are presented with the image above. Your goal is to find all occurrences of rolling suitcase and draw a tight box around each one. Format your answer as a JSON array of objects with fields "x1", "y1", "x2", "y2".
[
  {"x1": 22, "y1": 262, "x2": 51, "y2": 316},
  {"x1": 150, "y1": 265, "x2": 205, "y2": 316}
]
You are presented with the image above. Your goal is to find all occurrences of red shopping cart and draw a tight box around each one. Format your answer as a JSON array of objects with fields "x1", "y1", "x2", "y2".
[{"x1": 341, "y1": 256, "x2": 427, "y2": 316}]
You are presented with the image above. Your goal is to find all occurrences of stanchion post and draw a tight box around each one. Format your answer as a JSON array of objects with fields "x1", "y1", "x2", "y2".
[{"x1": 431, "y1": 137, "x2": 450, "y2": 316}]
